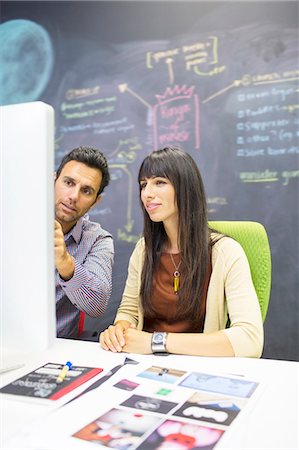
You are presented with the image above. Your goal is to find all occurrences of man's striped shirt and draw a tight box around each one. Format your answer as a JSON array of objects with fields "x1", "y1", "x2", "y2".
[{"x1": 56, "y1": 216, "x2": 114, "y2": 338}]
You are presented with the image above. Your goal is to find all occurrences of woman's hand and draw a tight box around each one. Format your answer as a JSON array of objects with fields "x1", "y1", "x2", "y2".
[
  {"x1": 99, "y1": 321, "x2": 152, "y2": 354},
  {"x1": 99, "y1": 320, "x2": 131, "y2": 352},
  {"x1": 122, "y1": 325, "x2": 152, "y2": 354}
]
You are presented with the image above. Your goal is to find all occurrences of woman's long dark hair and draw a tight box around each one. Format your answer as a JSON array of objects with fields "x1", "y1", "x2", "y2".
[{"x1": 138, "y1": 146, "x2": 211, "y2": 324}]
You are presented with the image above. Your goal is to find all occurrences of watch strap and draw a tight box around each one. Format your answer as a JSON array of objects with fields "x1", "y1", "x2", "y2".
[{"x1": 151, "y1": 332, "x2": 169, "y2": 355}]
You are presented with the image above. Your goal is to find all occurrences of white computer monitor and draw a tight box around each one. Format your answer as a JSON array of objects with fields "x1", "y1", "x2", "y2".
[{"x1": 1, "y1": 101, "x2": 56, "y2": 370}]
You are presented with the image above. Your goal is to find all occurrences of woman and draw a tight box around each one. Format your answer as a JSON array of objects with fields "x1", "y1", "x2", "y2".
[{"x1": 100, "y1": 146, "x2": 263, "y2": 357}]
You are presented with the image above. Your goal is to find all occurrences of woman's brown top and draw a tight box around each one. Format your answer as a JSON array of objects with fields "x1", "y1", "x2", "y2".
[{"x1": 143, "y1": 253, "x2": 211, "y2": 333}]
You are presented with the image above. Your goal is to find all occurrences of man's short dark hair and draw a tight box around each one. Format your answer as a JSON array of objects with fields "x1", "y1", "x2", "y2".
[{"x1": 56, "y1": 146, "x2": 110, "y2": 195}]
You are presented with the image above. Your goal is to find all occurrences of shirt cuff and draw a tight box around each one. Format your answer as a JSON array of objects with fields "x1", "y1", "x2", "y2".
[{"x1": 58, "y1": 260, "x2": 88, "y2": 293}]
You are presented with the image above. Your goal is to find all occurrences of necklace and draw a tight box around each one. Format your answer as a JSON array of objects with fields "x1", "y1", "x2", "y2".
[{"x1": 169, "y1": 253, "x2": 182, "y2": 294}]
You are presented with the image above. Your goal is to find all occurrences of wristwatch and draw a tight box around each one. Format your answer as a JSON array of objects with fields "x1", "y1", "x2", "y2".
[{"x1": 151, "y1": 332, "x2": 168, "y2": 355}]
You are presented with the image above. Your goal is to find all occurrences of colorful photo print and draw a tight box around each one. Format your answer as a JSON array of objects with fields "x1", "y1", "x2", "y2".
[
  {"x1": 138, "y1": 366, "x2": 186, "y2": 384},
  {"x1": 173, "y1": 392, "x2": 246, "y2": 426},
  {"x1": 73, "y1": 408, "x2": 161, "y2": 449},
  {"x1": 114, "y1": 379, "x2": 139, "y2": 391},
  {"x1": 136, "y1": 418, "x2": 224, "y2": 450},
  {"x1": 179, "y1": 372, "x2": 258, "y2": 398},
  {"x1": 121, "y1": 394, "x2": 178, "y2": 414}
]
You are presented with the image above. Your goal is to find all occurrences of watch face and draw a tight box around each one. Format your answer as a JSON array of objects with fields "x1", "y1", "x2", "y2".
[
  {"x1": 153, "y1": 333, "x2": 164, "y2": 344},
  {"x1": 152, "y1": 332, "x2": 168, "y2": 355}
]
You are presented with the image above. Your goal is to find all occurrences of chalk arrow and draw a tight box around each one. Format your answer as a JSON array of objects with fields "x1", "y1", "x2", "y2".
[
  {"x1": 166, "y1": 58, "x2": 174, "y2": 84},
  {"x1": 118, "y1": 83, "x2": 151, "y2": 108}
]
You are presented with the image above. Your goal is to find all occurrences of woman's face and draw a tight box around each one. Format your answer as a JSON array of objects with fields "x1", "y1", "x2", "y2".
[{"x1": 140, "y1": 176, "x2": 178, "y2": 226}]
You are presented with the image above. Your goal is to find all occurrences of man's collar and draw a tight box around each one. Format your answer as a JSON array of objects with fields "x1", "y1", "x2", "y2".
[{"x1": 65, "y1": 217, "x2": 83, "y2": 244}]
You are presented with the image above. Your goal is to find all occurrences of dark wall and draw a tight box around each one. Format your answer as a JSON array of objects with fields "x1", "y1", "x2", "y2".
[{"x1": 1, "y1": 1, "x2": 298, "y2": 360}]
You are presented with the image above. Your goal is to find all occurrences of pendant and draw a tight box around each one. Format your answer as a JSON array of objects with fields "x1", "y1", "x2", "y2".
[{"x1": 173, "y1": 270, "x2": 180, "y2": 294}]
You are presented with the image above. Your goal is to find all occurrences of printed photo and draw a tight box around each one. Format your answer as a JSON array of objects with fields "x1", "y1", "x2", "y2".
[
  {"x1": 0, "y1": 362, "x2": 103, "y2": 401},
  {"x1": 136, "y1": 418, "x2": 224, "y2": 450},
  {"x1": 138, "y1": 366, "x2": 186, "y2": 384},
  {"x1": 114, "y1": 379, "x2": 139, "y2": 391},
  {"x1": 173, "y1": 392, "x2": 246, "y2": 426},
  {"x1": 179, "y1": 372, "x2": 258, "y2": 398},
  {"x1": 121, "y1": 394, "x2": 178, "y2": 414},
  {"x1": 73, "y1": 407, "x2": 161, "y2": 449}
]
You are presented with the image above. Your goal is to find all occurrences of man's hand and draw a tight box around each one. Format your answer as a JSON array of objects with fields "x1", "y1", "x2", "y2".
[{"x1": 54, "y1": 220, "x2": 75, "y2": 280}]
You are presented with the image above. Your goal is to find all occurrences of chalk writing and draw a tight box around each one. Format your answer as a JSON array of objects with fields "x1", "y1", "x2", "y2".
[
  {"x1": 237, "y1": 105, "x2": 281, "y2": 117},
  {"x1": 117, "y1": 228, "x2": 140, "y2": 243},
  {"x1": 281, "y1": 170, "x2": 299, "y2": 185},
  {"x1": 236, "y1": 119, "x2": 290, "y2": 131},
  {"x1": 153, "y1": 85, "x2": 200, "y2": 149},
  {"x1": 207, "y1": 197, "x2": 228, "y2": 205},
  {"x1": 202, "y1": 71, "x2": 298, "y2": 103},
  {"x1": 66, "y1": 86, "x2": 101, "y2": 100},
  {"x1": 62, "y1": 107, "x2": 115, "y2": 119},
  {"x1": 240, "y1": 170, "x2": 279, "y2": 183},
  {"x1": 237, "y1": 149, "x2": 265, "y2": 157},
  {"x1": 240, "y1": 170, "x2": 299, "y2": 186},
  {"x1": 146, "y1": 37, "x2": 225, "y2": 77},
  {"x1": 60, "y1": 95, "x2": 116, "y2": 119}
]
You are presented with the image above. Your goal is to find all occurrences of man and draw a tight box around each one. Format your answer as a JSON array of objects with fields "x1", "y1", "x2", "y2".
[{"x1": 54, "y1": 146, "x2": 114, "y2": 338}]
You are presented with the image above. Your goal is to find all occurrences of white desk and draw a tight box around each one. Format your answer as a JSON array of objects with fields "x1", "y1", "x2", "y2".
[{"x1": 1, "y1": 338, "x2": 298, "y2": 450}]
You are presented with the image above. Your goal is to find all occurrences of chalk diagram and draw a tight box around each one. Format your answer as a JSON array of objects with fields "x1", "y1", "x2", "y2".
[{"x1": 2, "y1": 18, "x2": 297, "y2": 241}]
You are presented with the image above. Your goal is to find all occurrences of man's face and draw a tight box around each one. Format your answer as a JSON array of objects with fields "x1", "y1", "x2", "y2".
[{"x1": 55, "y1": 160, "x2": 102, "y2": 233}]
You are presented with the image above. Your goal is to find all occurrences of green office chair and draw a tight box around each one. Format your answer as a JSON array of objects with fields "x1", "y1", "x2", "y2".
[{"x1": 208, "y1": 221, "x2": 271, "y2": 321}]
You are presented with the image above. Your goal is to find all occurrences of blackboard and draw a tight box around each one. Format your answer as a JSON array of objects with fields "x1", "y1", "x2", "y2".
[{"x1": 1, "y1": 1, "x2": 298, "y2": 360}]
